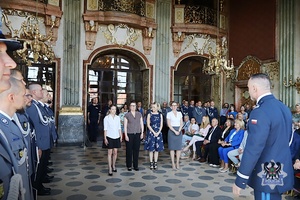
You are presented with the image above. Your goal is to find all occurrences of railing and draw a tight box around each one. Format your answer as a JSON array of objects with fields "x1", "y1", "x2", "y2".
[
  {"x1": 99, "y1": 0, "x2": 145, "y2": 17},
  {"x1": 184, "y1": 5, "x2": 217, "y2": 26}
]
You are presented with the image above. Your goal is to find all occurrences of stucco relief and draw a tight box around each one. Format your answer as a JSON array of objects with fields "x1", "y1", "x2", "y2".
[{"x1": 102, "y1": 24, "x2": 141, "y2": 47}]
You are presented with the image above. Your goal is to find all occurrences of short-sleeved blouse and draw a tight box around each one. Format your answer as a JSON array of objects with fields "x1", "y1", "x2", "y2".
[{"x1": 167, "y1": 111, "x2": 182, "y2": 126}]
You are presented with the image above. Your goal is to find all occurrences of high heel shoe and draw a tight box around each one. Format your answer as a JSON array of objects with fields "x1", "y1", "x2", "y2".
[
  {"x1": 220, "y1": 168, "x2": 228, "y2": 173},
  {"x1": 112, "y1": 168, "x2": 117, "y2": 172},
  {"x1": 150, "y1": 162, "x2": 154, "y2": 170},
  {"x1": 153, "y1": 162, "x2": 157, "y2": 170}
]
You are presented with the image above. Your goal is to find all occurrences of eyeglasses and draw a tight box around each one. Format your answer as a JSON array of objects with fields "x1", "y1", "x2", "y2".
[{"x1": 130, "y1": 105, "x2": 136, "y2": 107}]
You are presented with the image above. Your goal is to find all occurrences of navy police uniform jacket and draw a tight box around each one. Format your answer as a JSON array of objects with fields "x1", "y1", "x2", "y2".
[
  {"x1": 0, "y1": 135, "x2": 14, "y2": 200},
  {"x1": 0, "y1": 112, "x2": 33, "y2": 200},
  {"x1": 43, "y1": 103, "x2": 58, "y2": 143},
  {"x1": 26, "y1": 100, "x2": 51, "y2": 150},
  {"x1": 235, "y1": 94, "x2": 294, "y2": 193},
  {"x1": 14, "y1": 112, "x2": 36, "y2": 177}
]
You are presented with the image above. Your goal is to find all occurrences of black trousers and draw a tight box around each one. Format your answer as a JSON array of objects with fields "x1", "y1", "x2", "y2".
[
  {"x1": 125, "y1": 133, "x2": 141, "y2": 169},
  {"x1": 209, "y1": 143, "x2": 220, "y2": 165},
  {"x1": 195, "y1": 141, "x2": 204, "y2": 158},
  {"x1": 88, "y1": 121, "x2": 99, "y2": 142},
  {"x1": 162, "y1": 124, "x2": 169, "y2": 144},
  {"x1": 34, "y1": 149, "x2": 50, "y2": 190},
  {"x1": 195, "y1": 141, "x2": 210, "y2": 161}
]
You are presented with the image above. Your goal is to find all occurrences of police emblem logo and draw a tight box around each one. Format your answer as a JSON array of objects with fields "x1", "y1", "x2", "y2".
[
  {"x1": 257, "y1": 159, "x2": 287, "y2": 189},
  {"x1": 19, "y1": 150, "x2": 24, "y2": 158},
  {"x1": 1, "y1": 118, "x2": 8, "y2": 125},
  {"x1": 23, "y1": 122, "x2": 27, "y2": 128}
]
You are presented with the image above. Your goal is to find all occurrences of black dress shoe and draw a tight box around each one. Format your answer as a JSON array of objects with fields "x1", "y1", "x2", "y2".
[
  {"x1": 108, "y1": 172, "x2": 113, "y2": 176},
  {"x1": 42, "y1": 178, "x2": 52, "y2": 183},
  {"x1": 134, "y1": 168, "x2": 139, "y2": 171},
  {"x1": 127, "y1": 167, "x2": 132, "y2": 171},
  {"x1": 42, "y1": 186, "x2": 51, "y2": 192},
  {"x1": 47, "y1": 167, "x2": 54, "y2": 173},
  {"x1": 45, "y1": 175, "x2": 54, "y2": 179},
  {"x1": 37, "y1": 189, "x2": 51, "y2": 195},
  {"x1": 112, "y1": 169, "x2": 117, "y2": 172}
]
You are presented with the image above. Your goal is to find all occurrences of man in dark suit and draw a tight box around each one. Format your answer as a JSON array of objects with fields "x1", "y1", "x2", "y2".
[
  {"x1": 200, "y1": 118, "x2": 222, "y2": 166},
  {"x1": 233, "y1": 73, "x2": 294, "y2": 200}
]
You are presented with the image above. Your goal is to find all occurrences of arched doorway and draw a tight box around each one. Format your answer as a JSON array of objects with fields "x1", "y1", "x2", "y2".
[
  {"x1": 87, "y1": 50, "x2": 148, "y2": 111},
  {"x1": 174, "y1": 56, "x2": 212, "y2": 103}
]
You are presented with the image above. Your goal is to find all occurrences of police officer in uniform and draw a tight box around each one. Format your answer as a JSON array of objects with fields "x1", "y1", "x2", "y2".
[
  {"x1": 13, "y1": 87, "x2": 39, "y2": 199},
  {"x1": 42, "y1": 88, "x2": 57, "y2": 144},
  {"x1": 27, "y1": 83, "x2": 52, "y2": 195},
  {"x1": 233, "y1": 73, "x2": 294, "y2": 200},
  {"x1": 0, "y1": 11, "x2": 29, "y2": 199},
  {"x1": 40, "y1": 89, "x2": 56, "y2": 182},
  {"x1": 0, "y1": 77, "x2": 34, "y2": 200}
]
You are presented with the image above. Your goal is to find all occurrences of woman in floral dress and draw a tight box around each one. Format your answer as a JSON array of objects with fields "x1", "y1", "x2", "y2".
[{"x1": 144, "y1": 102, "x2": 164, "y2": 170}]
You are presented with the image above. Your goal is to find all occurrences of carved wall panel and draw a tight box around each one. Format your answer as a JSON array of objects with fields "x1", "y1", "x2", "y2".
[
  {"x1": 146, "y1": 2, "x2": 155, "y2": 19},
  {"x1": 142, "y1": 69, "x2": 150, "y2": 107},
  {"x1": 235, "y1": 55, "x2": 263, "y2": 110},
  {"x1": 236, "y1": 55, "x2": 262, "y2": 81}
]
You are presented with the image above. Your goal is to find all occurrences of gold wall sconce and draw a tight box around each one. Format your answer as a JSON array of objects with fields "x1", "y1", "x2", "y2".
[{"x1": 283, "y1": 76, "x2": 300, "y2": 93}]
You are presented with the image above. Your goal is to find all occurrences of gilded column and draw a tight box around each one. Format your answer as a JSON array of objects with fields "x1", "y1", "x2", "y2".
[
  {"x1": 279, "y1": 0, "x2": 295, "y2": 107},
  {"x1": 155, "y1": 0, "x2": 171, "y2": 103},
  {"x1": 58, "y1": 0, "x2": 84, "y2": 144}
]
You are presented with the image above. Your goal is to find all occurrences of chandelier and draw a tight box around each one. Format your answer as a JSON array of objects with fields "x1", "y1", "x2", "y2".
[
  {"x1": 194, "y1": 0, "x2": 235, "y2": 79},
  {"x1": 96, "y1": 56, "x2": 112, "y2": 68},
  {"x1": 16, "y1": 15, "x2": 55, "y2": 65},
  {"x1": 2, "y1": 3, "x2": 56, "y2": 66},
  {"x1": 202, "y1": 37, "x2": 234, "y2": 78}
]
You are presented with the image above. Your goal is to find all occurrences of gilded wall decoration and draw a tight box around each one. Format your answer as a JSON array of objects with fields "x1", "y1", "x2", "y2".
[
  {"x1": 263, "y1": 61, "x2": 279, "y2": 84},
  {"x1": 175, "y1": 6, "x2": 184, "y2": 23},
  {"x1": 84, "y1": 20, "x2": 99, "y2": 50},
  {"x1": 87, "y1": 0, "x2": 98, "y2": 10},
  {"x1": 2, "y1": 8, "x2": 61, "y2": 45},
  {"x1": 142, "y1": 27, "x2": 155, "y2": 55},
  {"x1": 104, "y1": 0, "x2": 146, "y2": 16},
  {"x1": 184, "y1": 5, "x2": 216, "y2": 25},
  {"x1": 142, "y1": 70, "x2": 149, "y2": 107},
  {"x1": 240, "y1": 89, "x2": 253, "y2": 107},
  {"x1": 236, "y1": 56, "x2": 262, "y2": 81},
  {"x1": 102, "y1": 24, "x2": 141, "y2": 47},
  {"x1": 146, "y1": 2, "x2": 154, "y2": 19}
]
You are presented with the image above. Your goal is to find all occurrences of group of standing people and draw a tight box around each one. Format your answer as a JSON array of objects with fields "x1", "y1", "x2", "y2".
[
  {"x1": 88, "y1": 74, "x2": 300, "y2": 200},
  {"x1": 0, "y1": 27, "x2": 57, "y2": 199}
]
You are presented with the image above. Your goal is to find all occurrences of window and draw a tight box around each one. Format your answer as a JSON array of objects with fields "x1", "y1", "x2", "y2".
[{"x1": 88, "y1": 54, "x2": 143, "y2": 109}]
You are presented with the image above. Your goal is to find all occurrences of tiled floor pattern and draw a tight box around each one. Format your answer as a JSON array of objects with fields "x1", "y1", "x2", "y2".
[{"x1": 39, "y1": 142, "x2": 294, "y2": 200}]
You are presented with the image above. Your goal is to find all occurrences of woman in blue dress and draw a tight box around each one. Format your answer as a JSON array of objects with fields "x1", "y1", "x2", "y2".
[{"x1": 144, "y1": 102, "x2": 164, "y2": 170}]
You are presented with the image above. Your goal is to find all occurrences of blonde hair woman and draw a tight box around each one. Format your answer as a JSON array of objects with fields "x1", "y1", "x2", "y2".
[
  {"x1": 183, "y1": 116, "x2": 211, "y2": 160},
  {"x1": 144, "y1": 102, "x2": 164, "y2": 170}
]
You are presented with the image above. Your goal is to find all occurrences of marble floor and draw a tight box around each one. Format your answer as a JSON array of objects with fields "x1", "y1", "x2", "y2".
[{"x1": 39, "y1": 141, "x2": 295, "y2": 200}]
